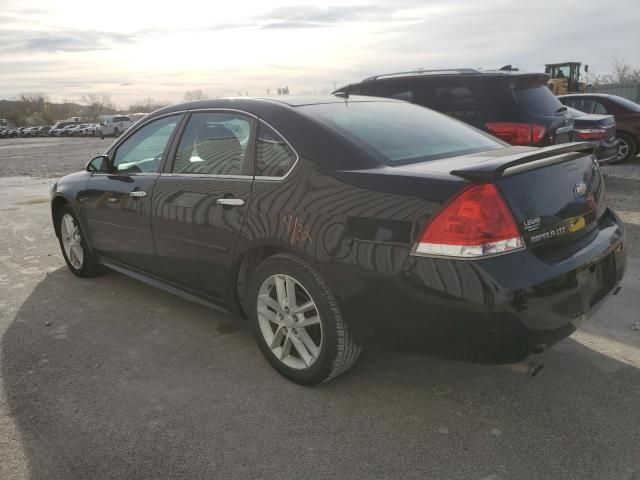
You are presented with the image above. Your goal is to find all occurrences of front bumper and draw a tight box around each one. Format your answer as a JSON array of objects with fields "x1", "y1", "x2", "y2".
[{"x1": 330, "y1": 209, "x2": 626, "y2": 363}]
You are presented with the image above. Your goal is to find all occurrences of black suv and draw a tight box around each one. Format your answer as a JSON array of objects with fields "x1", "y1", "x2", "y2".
[{"x1": 335, "y1": 68, "x2": 574, "y2": 147}]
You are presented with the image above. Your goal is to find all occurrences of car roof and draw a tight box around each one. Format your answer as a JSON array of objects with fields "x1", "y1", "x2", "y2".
[
  {"x1": 558, "y1": 93, "x2": 615, "y2": 98},
  {"x1": 145, "y1": 95, "x2": 401, "y2": 120},
  {"x1": 358, "y1": 68, "x2": 549, "y2": 83},
  {"x1": 251, "y1": 95, "x2": 399, "y2": 106}
]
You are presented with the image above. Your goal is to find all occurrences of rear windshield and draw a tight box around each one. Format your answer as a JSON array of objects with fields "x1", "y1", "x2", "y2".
[
  {"x1": 300, "y1": 101, "x2": 504, "y2": 165},
  {"x1": 513, "y1": 80, "x2": 564, "y2": 115}
]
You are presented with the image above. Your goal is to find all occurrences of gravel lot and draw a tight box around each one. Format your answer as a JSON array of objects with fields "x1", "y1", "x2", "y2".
[
  {"x1": 1, "y1": 139, "x2": 640, "y2": 479},
  {"x1": 0, "y1": 137, "x2": 112, "y2": 178}
]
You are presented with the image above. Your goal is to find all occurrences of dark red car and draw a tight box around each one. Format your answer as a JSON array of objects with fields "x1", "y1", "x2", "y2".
[{"x1": 559, "y1": 94, "x2": 640, "y2": 163}]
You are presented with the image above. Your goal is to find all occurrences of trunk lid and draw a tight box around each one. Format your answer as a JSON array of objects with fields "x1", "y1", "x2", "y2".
[
  {"x1": 496, "y1": 154, "x2": 604, "y2": 247},
  {"x1": 573, "y1": 114, "x2": 616, "y2": 141},
  {"x1": 445, "y1": 143, "x2": 605, "y2": 248}
]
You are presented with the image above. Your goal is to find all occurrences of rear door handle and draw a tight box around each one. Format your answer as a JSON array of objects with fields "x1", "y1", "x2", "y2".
[
  {"x1": 129, "y1": 190, "x2": 147, "y2": 198},
  {"x1": 217, "y1": 198, "x2": 245, "y2": 207}
]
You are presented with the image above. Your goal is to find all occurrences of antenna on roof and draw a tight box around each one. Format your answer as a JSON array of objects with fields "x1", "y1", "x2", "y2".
[{"x1": 334, "y1": 84, "x2": 351, "y2": 100}]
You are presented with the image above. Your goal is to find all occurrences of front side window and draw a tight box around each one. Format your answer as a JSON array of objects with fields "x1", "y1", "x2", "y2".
[
  {"x1": 112, "y1": 115, "x2": 181, "y2": 173},
  {"x1": 172, "y1": 112, "x2": 252, "y2": 175},
  {"x1": 255, "y1": 122, "x2": 297, "y2": 177}
]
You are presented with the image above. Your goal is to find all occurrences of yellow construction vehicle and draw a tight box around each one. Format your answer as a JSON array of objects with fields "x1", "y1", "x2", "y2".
[{"x1": 544, "y1": 62, "x2": 588, "y2": 95}]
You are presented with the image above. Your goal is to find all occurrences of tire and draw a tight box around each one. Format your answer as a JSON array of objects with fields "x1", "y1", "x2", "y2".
[
  {"x1": 249, "y1": 253, "x2": 361, "y2": 385},
  {"x1": 611, "y1": 133, "x2": 637, "y2": 164},
  {"x1": 55, "y1": 205, "x2": 103, "y2": 277}
]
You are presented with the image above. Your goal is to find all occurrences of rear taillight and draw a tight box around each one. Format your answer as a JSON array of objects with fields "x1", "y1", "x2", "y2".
[
  {"x1": 574, "y1": 128, "x2": 607, "y2": 140},
  {"x1": 485, "y1": 122, "x2": 546, "y2": 146},
  {"x1": 413, "y1": 183, "x2": 524, "y2": 258}
]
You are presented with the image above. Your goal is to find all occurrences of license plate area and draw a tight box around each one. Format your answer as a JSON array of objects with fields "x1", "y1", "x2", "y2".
[{"x1": 582, "y1": 253, "x2": 616, "y2": 307}]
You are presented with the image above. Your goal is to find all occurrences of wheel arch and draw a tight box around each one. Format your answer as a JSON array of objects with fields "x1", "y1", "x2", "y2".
[
  {"x1": 617, "y1": 130, "x2": 638, "y2": 144},
  {"x1": 51, "y1": 195, "x2": 70, "y2": 238},
  {"x1": 231, "y1": 241, "x2": 318, "y2": 318}
]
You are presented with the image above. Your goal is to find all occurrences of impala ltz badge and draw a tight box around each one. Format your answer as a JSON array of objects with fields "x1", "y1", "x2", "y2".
[{"x1": 574, "y1": 183, "x2": 588, "y2": 197}]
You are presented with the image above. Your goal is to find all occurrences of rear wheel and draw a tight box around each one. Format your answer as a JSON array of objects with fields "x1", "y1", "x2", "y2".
[
  {"x1": 56, "y1": 205, "x2": 102, "y2": 277},
  {"x1": 611, "y1": 133, "x2": 637, "y2": 163},
  {"x1": 249, "y1": 254, "x2": 361, "y2": 385}
]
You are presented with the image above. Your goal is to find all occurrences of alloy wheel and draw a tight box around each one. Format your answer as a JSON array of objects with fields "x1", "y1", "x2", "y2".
[
  {"x1": 257, "y1": 274, "x2": 323, "y2": 370},
  {"x1": 60, "y1": 213, "x2": 84, "y2": 269},
  {"x1": 616, "y1": 138, "x2": 629, "y2": 161}
]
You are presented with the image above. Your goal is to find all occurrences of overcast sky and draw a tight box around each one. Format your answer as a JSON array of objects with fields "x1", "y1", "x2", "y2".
[{"x1": 1, "y1": 0, "x2": 639, "y2": 108}]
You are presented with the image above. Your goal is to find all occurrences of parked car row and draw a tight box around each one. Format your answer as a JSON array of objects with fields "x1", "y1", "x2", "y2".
[
  {"x1": 0, "y1": 125, "x2": 51, "y2": 137},
  {"x1": 0, "y1": 115, "x2": 134, "y2": 139},
  {"x1": 334, "y1": 68, "x2": 640, "y2": 164},
  {"x1": 49, "y1": 121, "x2": 102, "y2": 137}
]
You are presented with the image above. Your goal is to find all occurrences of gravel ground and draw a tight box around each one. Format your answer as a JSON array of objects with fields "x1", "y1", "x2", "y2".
[
  {"x1": 0, "y1": 140, "x2": 639, "y2": 479},
  {"x1": 0, "y1": 137, "x2": 112, "y2": 178}
]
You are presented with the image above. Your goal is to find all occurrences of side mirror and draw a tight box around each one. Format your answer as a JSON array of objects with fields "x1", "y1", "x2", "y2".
[{"x1": 86, "y1": 155, "x2": 111, "y2": 173}]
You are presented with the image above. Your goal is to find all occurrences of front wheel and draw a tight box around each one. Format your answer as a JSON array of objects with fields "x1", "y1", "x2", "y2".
[
  {"x1": 56, "y1": 205, "x2": 102, "y2": 277},
  {"x1": 249, "y1": 254, "x2": 361, "y2": 385}
]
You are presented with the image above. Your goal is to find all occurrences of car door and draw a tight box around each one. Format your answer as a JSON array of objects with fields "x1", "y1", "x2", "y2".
[
  {"x1": 83, "y1": 114, "x2": 183, "y2": 274},
  {"x1": 151, "y1": 110, "x2": 255, "y2": 300}
]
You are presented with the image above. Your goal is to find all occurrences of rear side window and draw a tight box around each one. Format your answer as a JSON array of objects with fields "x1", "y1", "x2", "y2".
[
  {"x1": 255, "y1": 122, "x2": 297, "y2": 177},
  {"x1": 301, "y1": 101, "x2": 504, "y2": 165},
  {"x1": 594, "y1": 102, "x2": 608, "y2": 114},
  {"x1": 513, "y1": 79, "x2": 564, "y2": 115},
  {"x1": 172, "y1": 112, "x2": 252, "y2": 176}
]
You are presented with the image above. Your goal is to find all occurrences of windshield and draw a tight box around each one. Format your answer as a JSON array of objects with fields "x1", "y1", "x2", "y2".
[{"x1": 300, "y1": 100, "x2": 504, "y2": 165}]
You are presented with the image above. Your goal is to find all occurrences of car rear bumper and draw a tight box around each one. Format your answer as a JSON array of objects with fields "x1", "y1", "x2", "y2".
[{"x1": 330, "y1": 208, "x2": 626, "y2": 363}]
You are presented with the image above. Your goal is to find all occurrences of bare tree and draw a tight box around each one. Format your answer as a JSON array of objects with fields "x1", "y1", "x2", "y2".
[
  {"x1": 588, "y1": 57, "x2": 640, "y2": 85},
  {"x1": 80, "y1": 93, "x2": 115, "y2": 121},
  {"x1": 16, "y1": 93, "x2": 54, "y2": 125},
  {"x1": 128, "y1": 97, "x2": 169, "y2": 114},
  {"x1": 183, "y1": 89, "x2": 208, "y2": 102}
]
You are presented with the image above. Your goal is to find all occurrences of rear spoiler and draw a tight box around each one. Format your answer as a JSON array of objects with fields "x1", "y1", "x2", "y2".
[{"x1": 450, "y1": 142, "x2": 595, "y2": 182}]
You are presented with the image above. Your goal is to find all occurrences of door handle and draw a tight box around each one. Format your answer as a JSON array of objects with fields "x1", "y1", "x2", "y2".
[
  {"x1": 217, "y1": 198, "x2": 245, "y2": 207},
  {"x1": 129, "y1": 190, "x2": 147, "y2": 198}
]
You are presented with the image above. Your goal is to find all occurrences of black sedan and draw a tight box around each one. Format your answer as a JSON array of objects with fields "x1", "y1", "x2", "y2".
[
  {"x1": 51, "y1": 96, "x2": 626, "y2": 384},
  {"x1": 566, "y1": 107, "x2": 619, "y2": 163}
]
